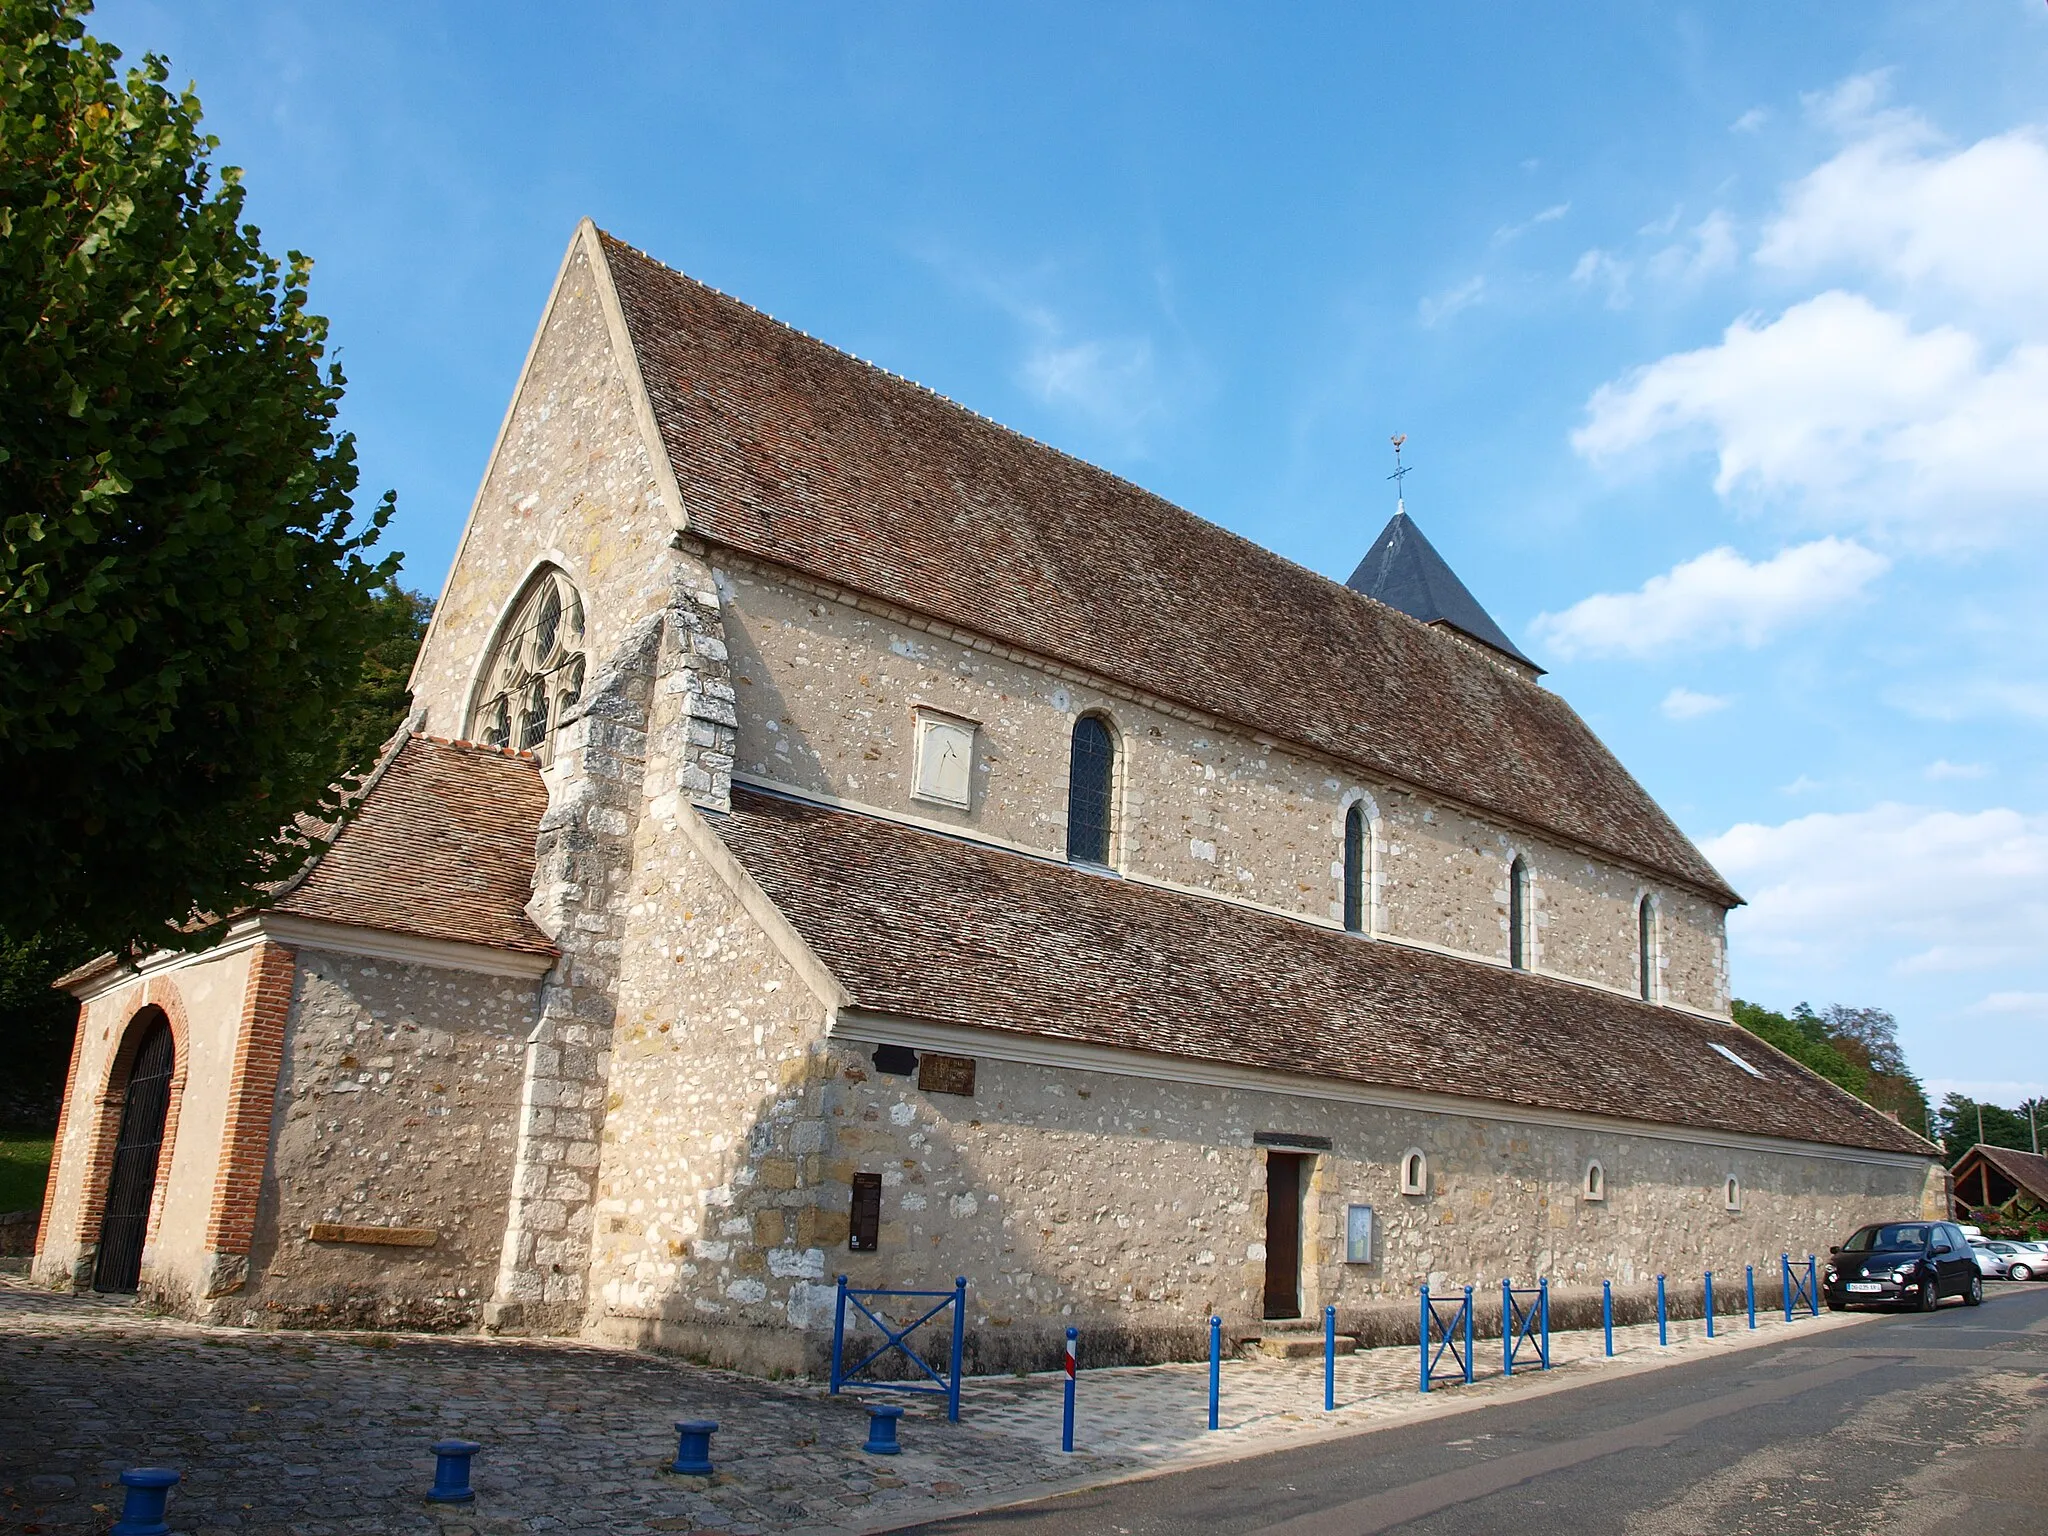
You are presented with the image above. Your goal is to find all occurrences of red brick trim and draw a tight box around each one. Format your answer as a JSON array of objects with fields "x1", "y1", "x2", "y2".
[
  {"x1": 69, "y1": 985, "x2": 191, "y2": 1262},
  {"x1": 204, "y1": 942, "x2": 297, "y2": 1256}
]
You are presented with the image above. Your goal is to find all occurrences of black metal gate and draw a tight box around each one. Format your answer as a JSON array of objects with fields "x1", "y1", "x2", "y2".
[{"x1": 92, "y1": 1017, "x2": 175, "y2": 1294}]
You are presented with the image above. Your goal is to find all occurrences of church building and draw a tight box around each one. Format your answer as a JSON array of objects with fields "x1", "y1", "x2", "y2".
[{"x1": 34, "y1": 222, "x2": 1942, "y2": 1372}]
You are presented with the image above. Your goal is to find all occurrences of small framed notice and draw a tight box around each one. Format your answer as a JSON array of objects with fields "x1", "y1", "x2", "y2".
[{"x1": 1345, "y1": 1204, "x2": 1375, "y2": 1265}]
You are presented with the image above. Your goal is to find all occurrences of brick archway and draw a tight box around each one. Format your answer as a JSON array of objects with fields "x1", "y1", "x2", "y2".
[{"x1": 65, "y1": 985, "x2": 193, "y2": 1273}]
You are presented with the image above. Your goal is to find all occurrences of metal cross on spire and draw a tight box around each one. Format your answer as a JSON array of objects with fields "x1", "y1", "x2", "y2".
[{"x1": 1388, "y1": 433, "x2": 1411, "y2": 514}]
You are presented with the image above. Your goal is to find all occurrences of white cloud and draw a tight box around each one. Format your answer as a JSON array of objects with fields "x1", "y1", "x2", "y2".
[
  {"x1": 1781, "y1": 775, "x2": 1825, "y2": 796},
  {"x1": 1971, "y1": 992, "x2": 2048, "y2": 1017},
  {"x1": 1495, "y1": 203, "x2": 1570, "y2": 243},
  {"x1": 1647, "y1": 210, "x2": 1738, "y2": 285},
  {"x1": 1018, "y1": 333, "x2": 1164, "y2": 437},
  {"x1": 1661, "y1": 687, "x2": 1730, "y2": 720},
  {"x1": 1532, "y1": 538, "x2": 1887, "y2": 660},
  {"x1": 1731, "y1": 107, "x2": 1769, "y2": 134},
  {"x1": 1760, "y1": 111, "x2": 2048, "y2": 318},
  {"x1": 1891, "y1": 678, "x2": 2048, "y2": 723},
  {"x1": 1925, "y1": 759, "x2": 1991, "y2": 781},
  {"x1": 1924, "y1": 1077, "x2": 2048, "y2": 1106},
  {"x1": 1573, "y1": 291, "x2": 2048, "y2": 539},
  {"x1": 1418, "y1": 275, "x2": 1485, "y2": 328},
  {"x1": 1703, "y1": 804, "x2": 2048, "y2": 976},
  {"x1": 1571, "y1": 249, "x2": 1630, "y2": 308}
]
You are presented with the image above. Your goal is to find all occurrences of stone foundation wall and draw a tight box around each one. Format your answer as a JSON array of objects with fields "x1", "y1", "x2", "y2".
[
  {"x1": 577, "y1": 996, "x2": 1937, "y2": 1374},
  {"x1": 207, "y1": 948, "x2": 538, "y2": 1331}
]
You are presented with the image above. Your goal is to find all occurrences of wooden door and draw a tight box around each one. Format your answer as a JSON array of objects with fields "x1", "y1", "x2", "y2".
[
  {"x1": 93, "y1": 1019, "x2": 175, "y2": 1294},
  {"x1": 1263, "y1": 1152, "x2": 1306, "y2": 1320}
]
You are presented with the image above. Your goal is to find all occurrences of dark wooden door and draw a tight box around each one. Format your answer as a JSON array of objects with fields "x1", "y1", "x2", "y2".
[
  {"x1": 1263, "y1": 1152, "x2": 1306, "y2": 1320},
  {"x1": 93, "y1": 1019, "x2": 175, "y2": 1294}
]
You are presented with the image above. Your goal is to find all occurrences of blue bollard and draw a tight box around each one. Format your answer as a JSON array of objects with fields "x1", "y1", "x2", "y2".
[
  {"x1": 1705, "y1": 1271, "x2": 1715, "y2": 1338},
  {"x1": 110, "y1": 1468, "x2": 180, "y2": 1536},
  {"x1": 426, "y1": 1440, "x2": 480, "y2": 1504},
  {"x1": 1747, "y1": 1264, "x2": 1757, "y2": 1330},
  {"x1": 1539, "y1": 1278, "x2": 1550, "y2": 1369},
  {"x1": 1208, "y1": 1315, "x2": 1222, "y2": 1429},
  {"x1": 1782, "y1": 1252, "x2": 1794, "y2": 1322},
  {"x1": 863, "y1": 1403, "x2": 905, "y2": 1456},
  {"x1": 671, "y1": 1419, "x2": 718, "y2": 1476},
  {"x1": 1807, "y1": 1255, "x2": 1820, "y2": 1317},
  {"x1": 1324, "y1": 1305, "x2": 1336, "y2": 1412},
  {"x1": 1062, "y1": 1327, "x2": 1077, "y2": 1453},
  {"x1": 1602, "y1": 1279, "x2": 1613, "y2": 1357},
  {"x1": 1657, "y1": 1274, "x2": 1668, "y2": 1346}
]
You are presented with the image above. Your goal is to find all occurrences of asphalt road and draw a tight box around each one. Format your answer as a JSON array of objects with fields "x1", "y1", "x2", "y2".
[{"x1": 889, "y1": 1285, "x2": 2048, "y2": 1536}]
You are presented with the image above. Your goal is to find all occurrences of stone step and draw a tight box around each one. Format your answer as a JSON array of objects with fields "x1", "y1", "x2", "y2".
[{"x1": 1253, "y1": 1332, "x2": 1359, "y2": 1360}]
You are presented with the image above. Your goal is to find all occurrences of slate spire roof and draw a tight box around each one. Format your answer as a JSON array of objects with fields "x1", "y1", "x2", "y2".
[{"x1": 1346, "y1": 509, "x2": 1541, "y2": 673}]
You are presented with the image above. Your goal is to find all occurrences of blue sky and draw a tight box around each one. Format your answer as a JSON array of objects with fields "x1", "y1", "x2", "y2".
[{"x1": 92, "y1": 1, "x2": 2048, "y2": 1106}]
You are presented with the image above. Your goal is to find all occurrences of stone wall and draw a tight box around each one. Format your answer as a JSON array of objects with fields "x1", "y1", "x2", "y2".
[
  {"x1": 407, "y1": 236, "x2": 677, "y2": 743},
  {"x1": 588, "y1": 1015, "x2": 1937, "y2": 1373},
  {"x1": 206, "y1": 948, "x2": 538, "y2": 1331},
  {"x1": 714, "y1": 561, "x2": 1728, "y2": 1013}
]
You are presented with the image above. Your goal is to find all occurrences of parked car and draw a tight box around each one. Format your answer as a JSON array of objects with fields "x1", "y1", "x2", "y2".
[
  {"x1": 1824, "y1": 1221, "x2": 1983, "y2": 1310},
  {"x1": 1978, "y1": 1241, "x2": 2040, "y2": 1280},
  {"x1": 1968, "y1": 1241, "x2": 2011, "y2": 1279}
]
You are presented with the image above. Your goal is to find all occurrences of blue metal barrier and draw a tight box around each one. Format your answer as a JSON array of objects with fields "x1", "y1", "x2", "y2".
[
  {"x1": 1501, "y1": 1278, "x2": 1550, "y2": 1375},
  {"x1": 1657, "y1": 1274, "x2": 1668, "y2": 1345},
  {"x1": 1324, "y1": 1306, "x2": 1337, "y2": 1411},
  {"x1": 1061, "y1": 1327, "x2": 1077, "y2": 1452},
  {"x1": 829, "y1": 1275, "x2": 968, "y2": 1421},
  {"x1": 1705, "y1": 1271, "x2": 1716, "y2": 1337},
  {"x1": 1781, "y1": 1253, "x2": 1818, "y2": 1321},
  {"x1": 1747, "y1": 1264, "x2": 1757, "y2": 1329},
  {"x1": 1602, "y1": 1279, "x2": 1614, "y2": 1356},
  {"x1": 1208, "y1": 1315, "x2": 1222, "y2": 1430},
  {"x1": 1419, "y1": 1284, "x2": 1475, "y2": 1392}
]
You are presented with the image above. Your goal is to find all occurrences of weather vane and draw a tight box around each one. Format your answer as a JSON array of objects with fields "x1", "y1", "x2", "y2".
[{"x1": 1388, "y1": 433, "x2": 1411, "y2": 512}]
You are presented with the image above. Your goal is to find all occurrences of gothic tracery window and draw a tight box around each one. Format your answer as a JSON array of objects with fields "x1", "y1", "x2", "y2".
[{"x1": 471, "y1": 567, "x2": 587, "y2": 760}]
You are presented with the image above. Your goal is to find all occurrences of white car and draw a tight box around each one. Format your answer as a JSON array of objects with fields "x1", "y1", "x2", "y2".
[
  {"x1": 1968, "y1": 1242, "x2": 2012, "y2": 1279},
  {"x1": 1979, "y1": 1241, "x2": 2041, "y2": 1280}
]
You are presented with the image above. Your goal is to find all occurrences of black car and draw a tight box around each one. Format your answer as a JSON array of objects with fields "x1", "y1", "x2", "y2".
[{"x1": 1823, "y1": 1220, "x2": 1983, "y2": 1311}]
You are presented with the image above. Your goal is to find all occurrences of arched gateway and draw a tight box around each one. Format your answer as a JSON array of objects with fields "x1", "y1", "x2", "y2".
[{"x1": 92, "y1": 1010, "x2": 175, "y2": 1294}]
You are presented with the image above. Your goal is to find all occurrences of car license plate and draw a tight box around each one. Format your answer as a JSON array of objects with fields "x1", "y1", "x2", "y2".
[{"x1": 1847, "y1": 1282, "x2": 1883, "y2": 1293}]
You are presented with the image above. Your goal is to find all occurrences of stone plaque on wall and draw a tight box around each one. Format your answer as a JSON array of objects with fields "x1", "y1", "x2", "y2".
[{"x1": 917, "y1": 1053, "x2": 976, "y2": 1097}]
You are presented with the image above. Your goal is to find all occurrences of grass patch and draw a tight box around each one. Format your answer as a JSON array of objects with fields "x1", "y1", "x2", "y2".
[{"x1": 0, "y1": 1135, "x2": 54, "y2": 1215}]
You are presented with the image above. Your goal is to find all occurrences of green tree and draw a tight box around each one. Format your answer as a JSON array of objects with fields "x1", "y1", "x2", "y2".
[
  {"x1": 1732, "y1": 999, "x2": 1866, "y2": 1096},
  {"x1": 1936, "y1": 1093, "x2": 2043, "y2": 1166},
  {"x1": 1733, "y1": 999, "x2": 1933, "y2": 1138},
  {"x1": 1, "y1": 0, "x2": 399, "y2": 957}
]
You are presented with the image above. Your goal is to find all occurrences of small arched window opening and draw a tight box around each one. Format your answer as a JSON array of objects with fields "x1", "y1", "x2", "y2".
[
  {"x1": 470, "y1": 566, "x2": 587, "y2": 762},
  {"x1": 1066, "y1": 714, "x2": 1117, "y2": 866},
  {"x1": 1342, "y1": 803, "x2": 1367, "y2": 934},
  {"x1": 1724, "y1": 1176, "x2": 1742, "y2": 1212},
  {"x1": 1399, "y1": 1148, "x2": 1429, "y2": 1197},
  {"x1": 1508, "y1": 856, "x2": 1530, "y2": 970},
  {"x1": 1583, "y1": 1161, "x2": 1606, "y2": 1203},
  {"x1": 1638, "y1": 894, "x2": 1660, "y2": 1002}
]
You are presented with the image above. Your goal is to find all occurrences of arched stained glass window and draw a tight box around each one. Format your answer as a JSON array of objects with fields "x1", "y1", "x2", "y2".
[
  {"x1": 1509, "y1": 856, "x2": 1529, "y2": 970},
  {"x1": 471, "y1": 567, "x2": 587, "y2": 761},
  {"x1": 1342, "y1": 803, "x2": 1367, "y2": 934},
  {"x1": 1066, "y1": 715, "x2": 1116, "y2": 865}
]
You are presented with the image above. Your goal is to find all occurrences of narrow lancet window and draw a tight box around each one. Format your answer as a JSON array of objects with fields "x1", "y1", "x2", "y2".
[
  {"x1": 1638, "y1": 895, "x2": 1658, "y2": 1001},
  {"x1": 1509, "y1": 856, "x2": 1529, "y2": 970},
  {"x1": 1066, "y1": 715, "x2": 1116, "y2": 865},
  {"x1": 1342, "y1": 804, "x2": 1367, "y2": 933}
]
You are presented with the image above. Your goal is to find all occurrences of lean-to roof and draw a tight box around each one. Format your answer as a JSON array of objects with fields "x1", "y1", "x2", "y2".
[
  {"x1": 596, "y1": 232, "x2": 1736, "y2": 904},
  {"x1": 712, "y1": 786, "x2": 1923, "y2": 1158}
]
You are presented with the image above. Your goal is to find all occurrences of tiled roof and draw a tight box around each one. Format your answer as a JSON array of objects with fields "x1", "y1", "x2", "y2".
[
  {"x1": 711, "y1": 787, "x2": 1927, "y2": 1158},
  {"x1": 1958, "y1": 1144, "x2": 2048, "y2": 1205},
  {"x1": 600, "y1": 232, "x2": 1737, "y2": 904},
  {"x1": 273, "y1": 735, "x2": 555, "y2": 957}
]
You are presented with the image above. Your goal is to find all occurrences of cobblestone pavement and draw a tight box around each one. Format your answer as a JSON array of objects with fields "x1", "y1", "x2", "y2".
[{"x1": 0, "y1": 1278, "x2": 1868, "y2": 1535}]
